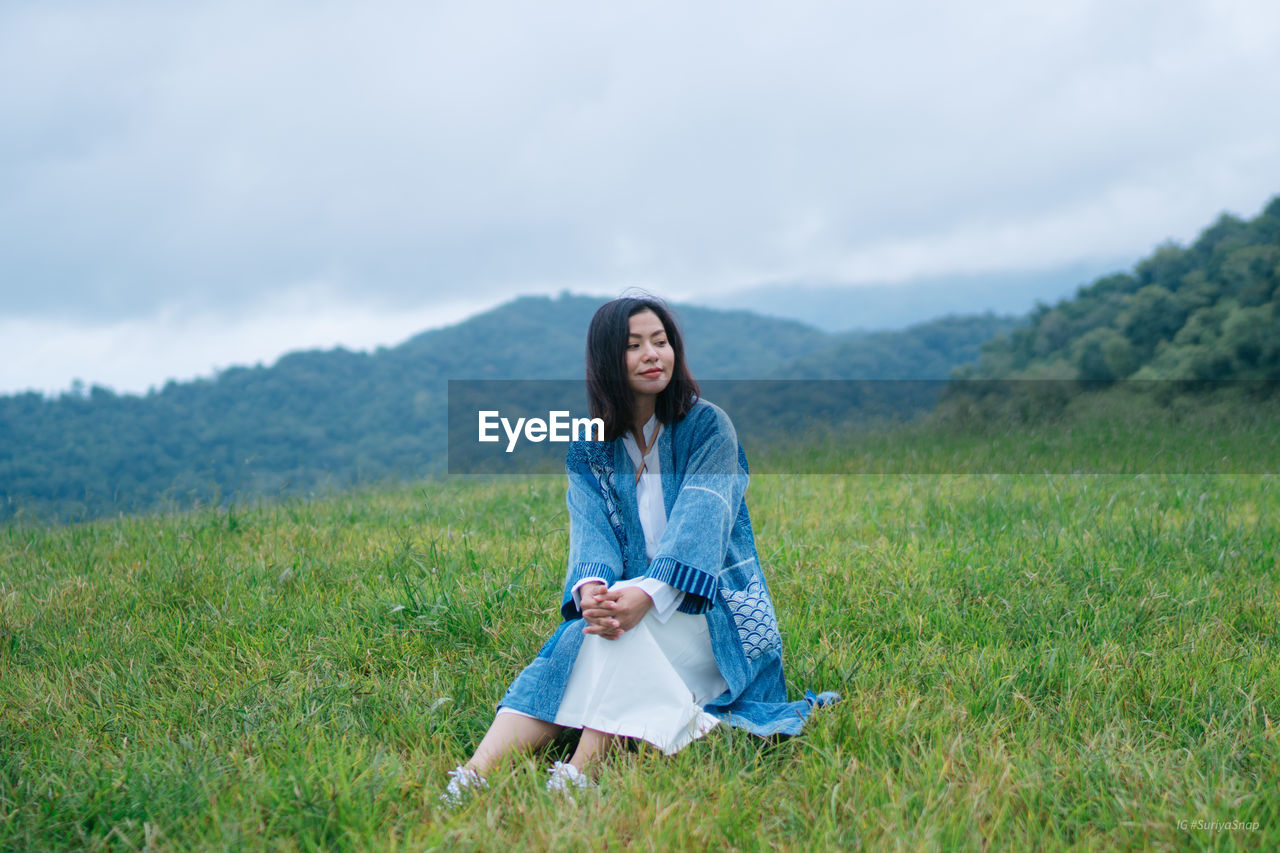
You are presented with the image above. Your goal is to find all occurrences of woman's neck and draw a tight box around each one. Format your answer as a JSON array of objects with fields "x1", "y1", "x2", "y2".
[{"x1": 632, "y1": 395, "x2": 656, "y2": 439}]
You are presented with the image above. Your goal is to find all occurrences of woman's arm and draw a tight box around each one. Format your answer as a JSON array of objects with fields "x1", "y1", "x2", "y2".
[
  {"x1": 560, "y1": 445, "x2": 626, "y2": 620},
  {"x1": 645, "y1": 403, "x2": 748, "y2": 612}
]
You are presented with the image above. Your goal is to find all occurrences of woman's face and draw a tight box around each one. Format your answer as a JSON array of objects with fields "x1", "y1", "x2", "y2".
[{"x1": 626, "y1": 309, "x2": 675, "y2": 400}]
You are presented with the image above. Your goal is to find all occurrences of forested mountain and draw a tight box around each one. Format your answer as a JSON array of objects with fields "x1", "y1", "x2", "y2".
[
  {"x1": 767, "y1": 313, "x2": 1019, "y2": 379},
  {"x1": 967, "y1": 197, "x2": 1280, "y2": 381},
  {"x1": 0, "y1": 296, "x2": 1010, "y2": 521},
  {"x1": 387, "y1": 294, "x2": 830, "y2": 380}
]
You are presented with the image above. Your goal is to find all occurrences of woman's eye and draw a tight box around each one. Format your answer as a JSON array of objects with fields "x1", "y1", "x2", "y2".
[
  {"x1": 627, "y1": 344, "x2": 640, "y2": 350},
  {"x1": 655, "y1": 340, "x2": 668, "y2": 347}
]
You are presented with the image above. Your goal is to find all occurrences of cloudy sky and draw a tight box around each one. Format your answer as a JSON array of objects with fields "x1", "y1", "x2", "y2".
[{"x1": 3, "y1": 0, "x2": 1279, "y2": 394}]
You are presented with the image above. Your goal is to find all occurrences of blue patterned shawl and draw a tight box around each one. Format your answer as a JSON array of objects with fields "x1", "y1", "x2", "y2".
[{"x1": 499, "y1": 399, "x2": 828, "y2": 736}]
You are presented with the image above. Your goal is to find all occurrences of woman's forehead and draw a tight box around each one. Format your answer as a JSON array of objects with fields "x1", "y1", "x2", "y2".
[{"x1": 628, "y1": 309, "x2": 665, "y2": 335}]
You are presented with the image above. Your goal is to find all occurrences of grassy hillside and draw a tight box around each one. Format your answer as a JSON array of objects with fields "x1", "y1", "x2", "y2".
[{"x1": 2, "y1": 420, "x2": 1277, "y2": 850}]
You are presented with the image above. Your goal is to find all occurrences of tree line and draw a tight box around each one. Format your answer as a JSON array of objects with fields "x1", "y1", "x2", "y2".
[{"x1": 968, "y1": 197, "x2": 1280, "y2": 382}]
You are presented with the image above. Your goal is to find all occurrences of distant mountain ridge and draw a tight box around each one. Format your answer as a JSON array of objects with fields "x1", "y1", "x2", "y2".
[
  {"x1": 0, "y1": 295, "x2": 1013, "y2": 521},
  {"x1": 388, "y1": 294, "x2": 833, "y2": 379},
  {"x1": 704, "y1": 260, "x2": 1121, "y2": 332}
]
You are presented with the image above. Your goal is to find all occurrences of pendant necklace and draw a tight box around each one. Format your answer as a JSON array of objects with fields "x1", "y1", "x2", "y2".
[{"x1": 633, "y1": 423, "x2": 662, "y2": 485}]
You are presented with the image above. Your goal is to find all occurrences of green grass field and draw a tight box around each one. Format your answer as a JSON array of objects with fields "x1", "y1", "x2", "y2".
[{"x1": 2, "y1": 421, "x2": 1278, "y2": 850}]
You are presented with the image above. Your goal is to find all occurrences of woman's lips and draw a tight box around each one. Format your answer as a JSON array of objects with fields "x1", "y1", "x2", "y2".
[{"x1": 640, "y1": 369, "x2": 663, "y2": 377}]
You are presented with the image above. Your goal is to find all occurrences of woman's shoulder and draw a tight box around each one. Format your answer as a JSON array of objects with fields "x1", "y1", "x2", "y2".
[{"x1": 676, "y1": 397, "x2": 737, "y2": 442}]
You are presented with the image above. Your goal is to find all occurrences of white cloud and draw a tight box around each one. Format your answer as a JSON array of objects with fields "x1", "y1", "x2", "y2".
[
  {"x1": 0, "y1": 289, "x2": 493, "y2": 396},
  {"x1": 2, "y1": 0, "x2": 1279, "y2": 390}
]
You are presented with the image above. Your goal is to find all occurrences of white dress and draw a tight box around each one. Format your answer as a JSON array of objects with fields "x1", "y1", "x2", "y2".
[{"x1": 499, "y1": 416, "x2": 728, "y2": 753}]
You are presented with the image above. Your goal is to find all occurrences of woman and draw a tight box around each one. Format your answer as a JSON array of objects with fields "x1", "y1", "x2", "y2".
[{"x1": 443, "y1": 296, "x2": 836, "y2": 803}]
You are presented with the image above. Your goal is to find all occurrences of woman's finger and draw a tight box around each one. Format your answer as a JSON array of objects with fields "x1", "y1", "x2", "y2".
[
  {"x1": 583, "y1": 614, "x2": 620, "y2": 628},
  {"x1": 582, "y1": 623, "x2": 623, "y2": 639}
]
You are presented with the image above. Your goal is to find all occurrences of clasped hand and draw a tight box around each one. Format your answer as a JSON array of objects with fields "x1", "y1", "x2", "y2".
[{"x1": 580, "y1": 584, "x2": 652, "y2": 640}]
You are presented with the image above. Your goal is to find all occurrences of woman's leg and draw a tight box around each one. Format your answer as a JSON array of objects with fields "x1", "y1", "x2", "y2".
[
  {"x1": 466, "y1": 711, "x2": 564, "y2": 775},
  {"x1": 566, "y1": 727, "x2": 619, "y2": 774}
]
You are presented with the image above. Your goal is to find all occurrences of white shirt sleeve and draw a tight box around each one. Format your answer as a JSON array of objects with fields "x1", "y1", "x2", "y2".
[{"x1": 571, "y1": 576, "x2": 609, "y2": 611}]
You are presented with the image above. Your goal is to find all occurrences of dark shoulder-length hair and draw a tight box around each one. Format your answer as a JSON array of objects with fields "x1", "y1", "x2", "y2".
[{"x1": 585, "y1": 296, "x2": 700, "y2": 441}]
